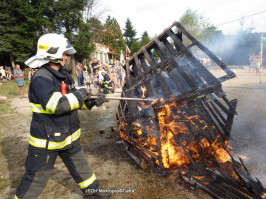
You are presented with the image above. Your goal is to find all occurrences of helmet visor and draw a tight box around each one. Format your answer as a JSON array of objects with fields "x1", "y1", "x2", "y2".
[{"x1": 64, "y1": 40, "x2": 76, "y2": 55}]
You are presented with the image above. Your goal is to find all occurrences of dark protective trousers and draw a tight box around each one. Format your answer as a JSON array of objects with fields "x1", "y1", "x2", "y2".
[{"x1": 15, "y1": 143, "x2": 99, "y2": 199}]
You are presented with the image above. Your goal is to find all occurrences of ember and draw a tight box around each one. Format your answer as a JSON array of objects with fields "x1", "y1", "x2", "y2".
[{"x1": 113, "y1": 21, "x2": 265, "y2": 198}]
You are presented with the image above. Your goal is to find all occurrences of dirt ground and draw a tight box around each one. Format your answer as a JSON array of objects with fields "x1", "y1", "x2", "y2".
[{"x1": 0, "y1": 68, "x2": 265, "y2": 199}]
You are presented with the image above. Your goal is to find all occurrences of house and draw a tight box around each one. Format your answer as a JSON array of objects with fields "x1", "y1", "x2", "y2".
[{"x1": 90, "y1": 43, "x2": 116, "y2": 63}]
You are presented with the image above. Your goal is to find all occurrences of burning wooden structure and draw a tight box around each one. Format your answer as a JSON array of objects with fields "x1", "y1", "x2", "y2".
[{"x1": 113, "y1": 21, "x2": 265, "y2": 198}]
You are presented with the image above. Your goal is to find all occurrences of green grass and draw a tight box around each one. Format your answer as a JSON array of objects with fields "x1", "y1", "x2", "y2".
[{"x1": 0, "y1": 80, "x2": 29, "y2": 115}]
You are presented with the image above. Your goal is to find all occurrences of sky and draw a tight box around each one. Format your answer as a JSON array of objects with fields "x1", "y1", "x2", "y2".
[{"x1": 97, "y1": 0, "x2": 266, "y2": 38}]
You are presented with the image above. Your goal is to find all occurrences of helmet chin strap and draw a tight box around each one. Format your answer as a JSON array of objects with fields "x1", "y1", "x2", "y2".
[
  {"x1": 49, "y1": 58, "x2": 64, "y2": 69},
  {"x1": 54, "y1": 62, "x2": 64, "y2": 69}
]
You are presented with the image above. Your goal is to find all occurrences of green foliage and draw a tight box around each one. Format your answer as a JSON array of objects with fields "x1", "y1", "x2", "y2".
[
  {"x1": 179, "y1": 8, "x2": 222, "y2": 45},
  {"x1": 125, "y1": 31, "x2": 151, "y2": 56},
  {"x1": 53, "y1": 0, "x2": 86, "y2": 34},
  {"x1": 0, "y1": 0, "x2": 94, "y2": 66},
  {"x1": 100, "y1": 15, "x2": 126, "y2": 57},
  {"x1": 73, "y1": 22, "x2": 95, "y2": 62},
  {"x1": 123, "y1": 18, "x2": 137, "y2": 48},
  {"x1": 0, "y1": 0, "x2": 37, "y2": 65},
  {"x1": 179, "y1": 9, "x2": 205, "y2": 40},
  {"x1": 129, "y1": 39, "x2": 141, "y2": 55},
  {"x1": 140, "y1": 31, "x2": 151, "y2": 47}
]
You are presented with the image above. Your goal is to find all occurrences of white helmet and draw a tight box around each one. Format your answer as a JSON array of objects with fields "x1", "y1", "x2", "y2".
[{"x1": 25, "y1": 33, "x2": 76, "y2": 68}]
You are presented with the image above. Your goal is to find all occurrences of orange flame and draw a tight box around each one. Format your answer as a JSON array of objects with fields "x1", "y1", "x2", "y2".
[
  {"x1": 141, "y1": 85, "x2": 147, "y2": 98},
  {"x1": 119, "y1": 97, "x2": 234, "y2": 171}
]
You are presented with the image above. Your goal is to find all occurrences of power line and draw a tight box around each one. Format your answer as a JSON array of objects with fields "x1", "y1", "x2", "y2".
[{"x1": 216, "y1": 10, "x2": 266, "y2": 26}]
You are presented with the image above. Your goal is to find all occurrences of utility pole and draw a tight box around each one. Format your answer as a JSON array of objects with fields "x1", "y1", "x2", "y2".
[
  {"x1": 259, "y1": 34, "x2": 263, "y2": 83},
  {"x1": 260, "y1": 34, "x2": 263, "y2": 83}
]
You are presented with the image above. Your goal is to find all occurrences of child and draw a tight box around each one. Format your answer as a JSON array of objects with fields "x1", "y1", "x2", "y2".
[
  {"x1": 83, "y1": 71, "x2": 91, "y2": 90},
  {"x1": 112, "y1": 69, "x2": 118, "y2": 90},
  {"x1": 92, "y1": 71, "x2": 99, "y2": 94}
]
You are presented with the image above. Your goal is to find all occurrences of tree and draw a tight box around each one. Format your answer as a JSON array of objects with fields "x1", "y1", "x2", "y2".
[
  {"x1": 129, "y1": 39, "x2": 141, "y2": 56},
  {"x1": 0, "y1": 0, "x2": 109, "y2": 70},
  {"x1": 179, "y1": 9, "x2": 221, "y2": 44},
  {"x1": 0, "y1": 0, "x2": 56, "y2": 68},
  {"x1": 73, "y1": 22, "x2": 95, "y2": 64},
  {"x1": 140, "y1": 31, "x2": 151, "y2": 47},
  {"x1": 100, "y1": 15, "x2": 126, "y2": 57},
  {"x1": 123, "y1": 18, "x2": 137, "y2": 48}
]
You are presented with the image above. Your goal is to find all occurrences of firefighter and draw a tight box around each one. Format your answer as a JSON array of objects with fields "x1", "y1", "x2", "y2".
[
  {"x1": 100, "y1": 71, "x2": 114, "y2": 94},
  {"x1": 15, "y1": 33, "x2": 110, "y2": 199}
]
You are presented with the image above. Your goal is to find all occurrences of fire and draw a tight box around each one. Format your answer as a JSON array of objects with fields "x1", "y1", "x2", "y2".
[
  {"x1": 136, "y1": 129, "x2": 142, "y2": 136},
  {"x1": 193, "y1": 176, "x2": 205, "y2": 180},
  {"x1": 157, "y1": 105, "x2": 190, "y2": 168},
  {"x1": 119, "y1": 97, "x2": 233, "y2": 171},
  {"x1": 140, "y1": 85, "x2": 147, "y2": 98},
  {"x1": 212, "y1": 139, "x2": 231, "y2": 163},
  {"x1": 155, "y1": 101, "x2": 233, "y2": 168}
]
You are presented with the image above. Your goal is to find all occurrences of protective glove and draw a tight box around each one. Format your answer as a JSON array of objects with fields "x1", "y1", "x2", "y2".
[
  {"x1": 84, "y1": 93, "x2": 109, "y2": 109},
  {"x1": 76, "y1": 88, "x2": 90, "y2": 101},
  {"x1": 94, "y1": 93, "x2": 109, "y2": 107}
]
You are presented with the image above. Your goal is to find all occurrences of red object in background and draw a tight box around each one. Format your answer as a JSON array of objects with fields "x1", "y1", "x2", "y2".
[{"x1": 61, "y1": 81, "x2": 67, "y2": 95}]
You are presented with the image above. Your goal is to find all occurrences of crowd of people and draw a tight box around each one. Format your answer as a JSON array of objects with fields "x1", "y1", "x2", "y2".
[
  {"x1": 248, "y1": 54, "x2": 263, "y2": 75},
  {"x1": 0, "y1": 64, "x2": 26, "y2": 99},
  {"x1": 0, "y1": 57, "x2": 126, "y2": 100},
  {"x1": 75, "y1": 58, "x2": 126, "y2": 94}
]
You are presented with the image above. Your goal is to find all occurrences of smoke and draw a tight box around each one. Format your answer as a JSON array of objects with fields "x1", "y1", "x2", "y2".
[
  {"x1": 200, "y1": 32, "x2": 263, "y2": 66},
  {"x1": 227, "y1": 84, "x2": 266, "y2": 186}
]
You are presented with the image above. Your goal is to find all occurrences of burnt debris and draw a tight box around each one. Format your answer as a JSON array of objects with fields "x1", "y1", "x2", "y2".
[{"x1": 113, "y1": 21, "x2": 265, "y2": 198}]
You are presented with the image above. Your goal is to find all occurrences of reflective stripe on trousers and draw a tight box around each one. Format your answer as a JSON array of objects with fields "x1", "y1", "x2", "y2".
[
  {"x1": 78, "y1": 173, "x2": 97, "y2": 189},
  {"x1": 29, "y1": 129, "x2": 81, "y2": 150}
]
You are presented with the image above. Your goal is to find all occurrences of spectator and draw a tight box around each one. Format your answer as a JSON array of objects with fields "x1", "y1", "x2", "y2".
[
  {"x1": 5, "y1": 66, "x2": 12, "y2": 80},
  {"x1": 88, "y1": 61, "x2": 93, "y2": 73},
  {"x1": 0, "y1": 66, "x2": 7, "y2": 83},
  {"x1": 112, "y1": 68, "x2": 118, "y2": 90},
  {"x1": 116, "y1": 65, "x2": 121, "y2": 88},
  {"x1": 120, "y1": 64, "x2": 126, "y2": 87},
  {"x1": 75, "y1": 62, "x2": 84, "y2": 87},
  {"x1": 92, "y1": 71, "x2": 99, "y2": 94},
  {"x1": 83, "y1": 71, "x2": 91, "y2": 90},
  {"x1": 98, "y1": 66, "x2": 105, "y2": 82},
  {"x1": 109, "y1": 59, "x2": 114, "y2": 67},
  {"x1": 13, "y1": 64, "x2": 26, "y2": 98},
  {"x1": 82, "y1": 65, "x2": 88, "y2": 85},
  {"x1": 256, "y1": 60, "x2": 261, "y2": 76},
  {"x1": 91, "y1": 58, "x2": 99, "y2": 74}
]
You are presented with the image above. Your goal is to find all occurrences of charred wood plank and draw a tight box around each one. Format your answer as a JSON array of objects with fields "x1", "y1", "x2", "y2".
[
  {"x1": 165, "y1": 29, "x2": 219, "y2": 85},
  {"x1": 226, "y1": 99, "x2": 238, "y2": 138},
  {"x1": 174, "y1": 22, "x2": 236, "y2": 79}
]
